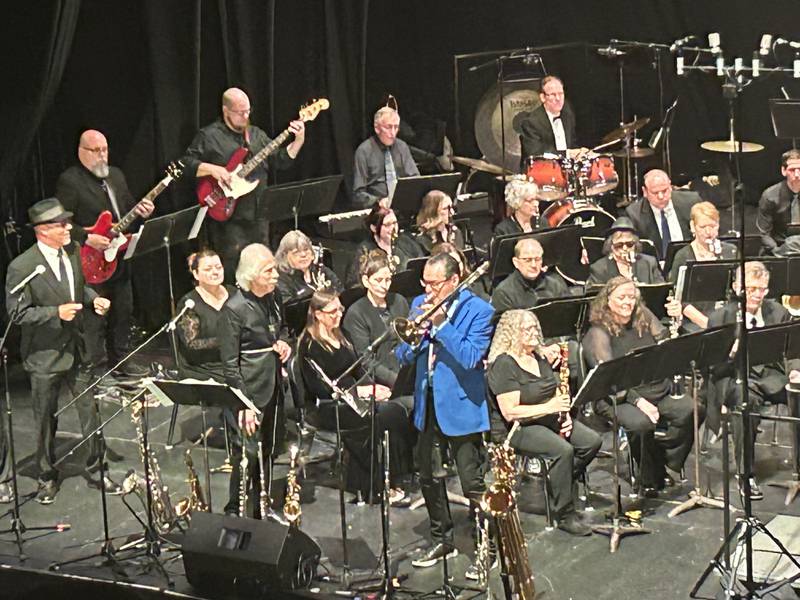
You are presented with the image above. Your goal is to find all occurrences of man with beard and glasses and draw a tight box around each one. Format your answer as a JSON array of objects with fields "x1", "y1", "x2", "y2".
[
  {"x1": 57, "y1": 129, "x2": 154, "y2": 378},
  {"x1": 181, "y1": 87, "x2": 305, "y2": 277}
]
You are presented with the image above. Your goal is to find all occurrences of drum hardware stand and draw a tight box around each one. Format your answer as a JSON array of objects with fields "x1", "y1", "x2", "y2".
[
  {"x1": 668, "y1": 361, "x2": 730, "y2": 518},
  {"x1": 767, "y1": 385, "x2": 800, "y2": 505},
  {"x1": 0, "y1": 300, "x2": 70, "y2": 561}
]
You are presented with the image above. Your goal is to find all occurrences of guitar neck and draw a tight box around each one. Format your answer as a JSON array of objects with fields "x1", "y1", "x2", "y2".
[
  {"x1": 239, "y1": 128, "x2": 292, "y2": 178},
  {"x1": 110, "y1": 176, "x2": 172, "y2": 235}
]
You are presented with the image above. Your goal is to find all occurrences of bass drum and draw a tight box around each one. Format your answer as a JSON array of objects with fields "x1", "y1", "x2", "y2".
[{"x1": 541, "y1": 200, "x2": 615, "y2": 284}]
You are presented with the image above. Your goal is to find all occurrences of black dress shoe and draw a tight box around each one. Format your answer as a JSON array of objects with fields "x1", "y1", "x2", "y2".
[
  {"x1": 411, "y1": 543, "x2": 458, "y2": 568},
  {"x1": 641, "y1": 486, "x2": 659, "y2": 499},
  {"x1": 738, "y1": 476, "x2": 764, "y2": 501},
  {"x1": 87, "y1": 475, "x2": 123, "y2": 495},
  {"x1": 557, "y1": 511, "x2": 592, "y2": 536},
  {"x1": 36, "y1": 480, "x2": 59, "y2": 505},
  {"x1": 105, "y1": 446, "x2": 125, "y2": 463},
  {"x1": 0, "y1": 482, "x2": 14, "y2": 504}
]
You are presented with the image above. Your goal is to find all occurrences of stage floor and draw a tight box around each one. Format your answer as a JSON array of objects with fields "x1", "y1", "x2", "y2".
[{"x1": 0, "y1": 355, "x2": 799, "y2": 600}]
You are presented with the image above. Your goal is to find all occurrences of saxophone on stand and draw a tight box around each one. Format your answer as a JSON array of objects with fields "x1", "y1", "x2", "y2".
[
  {"x1": 174, "y1": 449, "x2": 209, "y2": 520},
  {"x1": 258, "y1": 441, "x2": 270, "y2": 520}
]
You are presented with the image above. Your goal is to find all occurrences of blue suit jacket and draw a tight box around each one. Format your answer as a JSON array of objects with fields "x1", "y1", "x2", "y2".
[{"x1": 395, "y1": 289, "x2": 494, "y2": 436}]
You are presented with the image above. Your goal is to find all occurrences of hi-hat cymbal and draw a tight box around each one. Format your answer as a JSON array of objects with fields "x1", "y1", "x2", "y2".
[
  {"x1": 602, "y1": 117, "x2": 651, "y2": 144},
  {"x1": 611, "y1": 147, "x2": 655, "y2": 159},
  {"x1": 700, "y1": 140, "x2": 765, "y2": 153},
  {"x1": 452, "y1": 156, "x2": 511, "y2": 176}
]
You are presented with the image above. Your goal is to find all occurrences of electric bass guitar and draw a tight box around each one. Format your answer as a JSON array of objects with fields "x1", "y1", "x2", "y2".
[
  {"x1": 81, "y1": 161, "x2": 183, "y2": 284},
  {"x1": 196, "y1": 98, "x2": 330, "y2": 222}
]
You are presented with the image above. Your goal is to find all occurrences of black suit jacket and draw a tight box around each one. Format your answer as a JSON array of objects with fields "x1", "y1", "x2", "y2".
[
  {"x1": 5, "y1": 242, "x2": 97, "y2": 374},
  {"x1": 624, "y1": 190, "x2": 700, "y2": 260},
  {"x1": 518, "y1": 103, "x2": 577, "y2": 164},
  {"x1": 586, "y1": 254, "x2": 664, "y2": 289},
  {"x1": 707, "y1": 299, "x2": 799, "y2": 396},
  {"x1": 218, "y1": 288, "x2": 288, "y2": 409},
  {"x1": 56, "y1": 165, "x2": 137, "y2": 244},
  {"x1": 756, "y1": 181, "x2": 794, "y2": 252}
]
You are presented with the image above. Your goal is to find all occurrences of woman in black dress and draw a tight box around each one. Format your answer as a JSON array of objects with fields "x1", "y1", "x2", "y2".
[
  {"x1": 668, "y1": 201, "x2": 737, "y2": 330},
  {"x1": 493, "y1": 175, "x2": 542, "y2": 237},
  {"x1": 583, "y1": 276, "x2": 693, "y2": 496},
  {"x1": 342, "y1": 250, "x2": 410, "y2": 389},
  {"x1": 176, "y1": 249, "x2": 234, "y2": 380},
  {"x1": 487, "y1": 309, "x2": 601, "y2": 535},
  {"x1": 298, "y1": 288, "x2": 414, "y2": 504},
  {"x1": 586, "y1": 217, "x2": 663, "y2": 290},
  {"x1": 344, "y1": 204, "x2": 421, "y2": 288},
  {"x1": 413, "y1": 190, "x2": 464, "y2": 254},
  {"x1": 275, "y1": 230, "x2": 342, "y2": 302}
]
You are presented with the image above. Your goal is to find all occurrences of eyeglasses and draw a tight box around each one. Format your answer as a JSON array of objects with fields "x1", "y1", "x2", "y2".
[
  {"x1": 612, "y1": 241, "x2": 636, "y2": 250},
  {"x1": 227, "y1": 108, "x2": 252, "y2": 116},
  {"x1": 421, "y1": 278, "x2": 449, "y2": 290},
  {"x1": 745, "y1": 286, "x2": 769, "y2": 296},
  {"x1": 80, "y1": 146, "x2": 108, "y2": 155},
  {"x1": 543, "y1": 92, "x2": 564, "y2": 99},
  {"x1": 319, "y1": 304, "x2": 344, "y2": 315},
  {"x1": 516, "y1": 255, "x2": 543, "y2": 264}
]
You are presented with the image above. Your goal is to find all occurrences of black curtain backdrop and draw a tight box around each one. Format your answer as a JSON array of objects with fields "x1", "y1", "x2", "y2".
[{"x1": 2, "y1": 0, "x2": 800, "y2": 329}]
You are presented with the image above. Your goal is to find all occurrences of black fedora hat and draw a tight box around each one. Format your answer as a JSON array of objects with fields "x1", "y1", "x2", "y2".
[
  {"x1": 604, "y1": 216, "x2": 636, "y2": 237},
  {"x1": 28, "y1": 197, "x2": 73, "y2": 226}
]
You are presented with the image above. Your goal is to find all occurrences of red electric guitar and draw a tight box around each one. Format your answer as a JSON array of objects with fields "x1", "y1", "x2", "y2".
[
  {"x1": 196, "y1": 98, "x2": 330, "y2": 222},
  {"x1": 81, "y1": 161, "x2": 183, "y2": 284}
]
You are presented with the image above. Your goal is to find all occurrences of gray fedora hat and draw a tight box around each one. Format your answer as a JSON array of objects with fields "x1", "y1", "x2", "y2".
[
  {"x1": 28, "y1": 197, "x2": 73, "y2": 226},
  {"x1": 604, "y1": 216, "x2": 637, "y2": 237}
]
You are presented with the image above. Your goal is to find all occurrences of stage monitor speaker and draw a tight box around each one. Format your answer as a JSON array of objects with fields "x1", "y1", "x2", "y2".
[{"x1": 182, "y1": 512, "x2": 321, "y2": 594}]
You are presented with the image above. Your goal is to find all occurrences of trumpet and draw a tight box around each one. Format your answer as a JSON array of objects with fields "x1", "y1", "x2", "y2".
[{"x1": 391, "y1": 260, "x2": 490, "y2": 346}]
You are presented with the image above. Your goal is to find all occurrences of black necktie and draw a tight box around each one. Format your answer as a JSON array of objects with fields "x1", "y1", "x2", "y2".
[
  {"x1": 791, "y1": 193, "x2": 799, "y2": 223},
  {"x1": 660, "y1": 209, "x2": 672, "y2": 257},
  {"x1": 57, "y1": 248, "x2": 71, "y2": 299},
  {"x1": 100, "y1": 180, "x2": 121, "y2": 220}
]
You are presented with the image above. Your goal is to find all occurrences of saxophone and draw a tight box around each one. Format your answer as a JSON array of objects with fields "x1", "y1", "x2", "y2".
[
  {"x1": 387, "y1": 230, "x2": 400, "y2": 273},
  {"x1": 174, "y1": 449, "x2": 209, "y2": 520},
  {"x1": 480, "y1": 441, "x2": 534, "y2": 600},
  {"x1": 557, "y1": 342, "x2": 571, "y2": 439},
  {"x1": 309, "y1": 244, "x2": 332, "y2": 291},
  {"x1": 283, "y1": 445, "x2": 302, "y2": 527},
  {"x1": 130, "y1": 398, "x2": 178, "y2": 533}
]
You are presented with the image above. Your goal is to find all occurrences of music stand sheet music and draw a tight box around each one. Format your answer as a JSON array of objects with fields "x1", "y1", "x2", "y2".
[
  {"x1": 390, "y1": 173, "x2": 462, "y2": 215},
  {"x1": 124, "y1": 205, "x2": 205, "y2": 260}
]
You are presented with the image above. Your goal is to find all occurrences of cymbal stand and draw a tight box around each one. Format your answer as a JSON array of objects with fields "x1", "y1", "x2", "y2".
[
  {"x1": 668, "y1": 361, "x2": 731, "y2": 518},
  {"x1": 0, "y1": 298, "x2": 69, "y2": 560},
  {"x1": 767, "y1": 384, "x2": 800, "y2": 505},
  {"x1": 592, "y1": 393, "x2": 651, "y2": 552}
]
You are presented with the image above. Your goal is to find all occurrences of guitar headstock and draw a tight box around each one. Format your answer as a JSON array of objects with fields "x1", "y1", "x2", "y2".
[
  {"x1": 166, "y1": 160, "x2": 184, "y2": 180},
  {"x1": 298, "y1": 98, "x2": 330, "y2": 123}
]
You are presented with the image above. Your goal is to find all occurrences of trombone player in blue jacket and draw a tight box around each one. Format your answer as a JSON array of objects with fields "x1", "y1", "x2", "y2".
[{"x1": 396, "y1": 252, "x2": 495, "y2": 581}]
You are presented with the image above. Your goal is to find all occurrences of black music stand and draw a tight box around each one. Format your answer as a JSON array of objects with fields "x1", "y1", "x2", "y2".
[
  {"x1": 530, "y1": 295, "x2": 593, "y2": 338},
  {"x1": 637, "y1": 282, "x2": 673, "y2": 321},
  {"x1": 256, "y1": 175, "x2": 342, "y2": 230},
  {"x1": 680, "y1": 260, "x2": 739, "y2": 304},
  {"x1": 146, "y1": 380, "x2": 257, "y2": 514},
  {"x1": 769, "y1": 98, "x2": 800, "y2": 147},
  {"x1": 488, "y1": 225, "x2": 582, "y2": 286},
  {"x1": 389, "y1": 173, "x2": 462, "y2": 218},
  {"x1": 124, "y1": 206, "x2": 207, "y2": 447},
  {"x1": 389, "y1": 267, "x2": 423, "y2": 300},
  {"x1": 284, "y1": 297, "x2": 312, "y2": 338},
  {"x1": 666, "y1": 326, "x2": 738, "y2": 518},
  {"x1": 752, "y1": 256, "x2": 800, "y2": 299}
]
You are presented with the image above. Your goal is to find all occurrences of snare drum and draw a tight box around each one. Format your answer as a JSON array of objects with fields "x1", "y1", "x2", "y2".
[
  {"x1": 524, "y1": 155, "x2": 569, "y2": 200},
  {"x1": 582, "y1": 155, "x2": 618, "y2": 196}
]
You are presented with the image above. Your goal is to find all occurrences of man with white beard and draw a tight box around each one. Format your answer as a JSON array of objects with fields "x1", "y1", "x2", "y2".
[{"x1": 57, "y1": 129, "x2": 155, "y2": 378}]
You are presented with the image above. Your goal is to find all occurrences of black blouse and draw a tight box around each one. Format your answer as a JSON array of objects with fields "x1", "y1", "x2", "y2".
[
  {"x1": 277, "y1": 265, "x2": 343, "y2": 303},
  {"x1": 175, "y1": 285, "x2": 235, "y2": 382},
  {"x1": 298, "y1": 335, "x2": 368, "y2": 404},
  {"x1": 488, "y1": 353, "x2": 560, "y2": 432}
]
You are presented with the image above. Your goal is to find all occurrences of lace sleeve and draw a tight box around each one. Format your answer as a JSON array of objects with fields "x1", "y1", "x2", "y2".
[
  {"x1": 177, "y1": 312, "x2": 220, "y2": 350},
  {"x1": 582, "y1": 325, "x2": 613, "y2": 367},
  {"x1": 645, "y1": 307, "x2": 668, "y2": 341}
]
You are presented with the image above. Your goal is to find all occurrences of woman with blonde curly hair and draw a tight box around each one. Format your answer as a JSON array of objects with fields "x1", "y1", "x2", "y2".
[
  {"x1": 487, "y1": 310, "x2": 601, "y2": 535},
  {"x1": 583, "y1": 276, "x2": 693, "y2": 497}
]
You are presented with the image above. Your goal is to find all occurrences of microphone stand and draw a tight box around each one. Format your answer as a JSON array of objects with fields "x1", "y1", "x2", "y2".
[{"x1": 0, "y1": 295, "x2": 69, "y2": 560}]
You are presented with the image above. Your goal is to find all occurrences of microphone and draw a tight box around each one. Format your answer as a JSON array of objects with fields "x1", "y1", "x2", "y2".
[
  {"x1": 166, "y1": 298, "x2": 195, "y2": 332},
  {"x1": 669, "y1": 35, "x2": 696, "y2": 53},
  {"x1": 521, "y1": 48, "x2": 539, "y2": 67},
  {"x1": 9, "y1": 264, "x2": 46, "y2": 295},
  {"x1": 597, "y1": 46, "x2": 625, "y2": 58},
  {"x1": 775, "y1": 37, "x2": 800, "y2": 49}
]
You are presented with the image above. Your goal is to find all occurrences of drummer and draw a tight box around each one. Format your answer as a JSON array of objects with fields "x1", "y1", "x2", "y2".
[
  {"x1": 518, "y1": 75, "x2": 587, "y2": 164},
  {"x1": 494, "y1": 175, "x2": 544, "y2": 237},
  {"x1": 491, "y1": 237, "x2": 571, "y2": 314},
  {"x1": 585, "y1": 217, "x2": 663, "y2": 290}
]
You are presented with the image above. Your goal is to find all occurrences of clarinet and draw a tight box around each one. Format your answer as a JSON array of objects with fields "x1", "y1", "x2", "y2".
[
  {"x1": 707, "y1": 237, "x2": 722, "y2": 258},
  {"x1": 238, "y1": 450, "x2": 249, "y2": 518},
  {"x1": 628, "y1": 249, "x2": 638, "y2": 283},
  {"x1": 258, "y1": 441, "x2": 269, "y2": 520}
]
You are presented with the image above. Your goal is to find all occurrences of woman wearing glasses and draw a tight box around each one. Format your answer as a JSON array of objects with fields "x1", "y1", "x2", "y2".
[
  {"x1": 586, "y1": 217, "x2": 663, "y2": 289},
  {"x1": 298, "y1": 288, "x2": 415, "y2": 505},
  {"x1": 413, "y1": 190, "x2": 464, "y2": 255},
  {"x1": 275, "y1": 230, "x2": 342, "y2": 302}
]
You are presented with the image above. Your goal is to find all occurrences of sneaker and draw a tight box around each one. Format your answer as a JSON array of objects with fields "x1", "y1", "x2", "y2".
[
  {"x1": 36, "y1": 480, "x2": 59, "y2": 505},
  {"x1": 738, "y1": 475, "x2": 764, "y2": 501},
  {"x1": 411, "y1": 543, "x2": 458, "y2": 568}
]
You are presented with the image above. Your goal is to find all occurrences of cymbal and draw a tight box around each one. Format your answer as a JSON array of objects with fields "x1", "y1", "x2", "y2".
[
  {"x1": 602, "y1": 117, "x2": 651, "y2": 144},
  {"x1": 611, "y1": 147, "x2": 655, "y2": 159},
  {"x1": 700, "y1": 140, "x2": 765, "y2": 153},
  {"x1": 452, "y1": 156, "x2": 511, "y2": 176}
]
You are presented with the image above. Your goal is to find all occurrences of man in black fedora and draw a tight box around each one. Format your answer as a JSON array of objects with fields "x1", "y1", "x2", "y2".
[
  {"x1": 585, "y1": 216, "x2": 663, "y2": 289},
  {"x1": 5, "y1": 198, "x2": 119, "y2": 504}
]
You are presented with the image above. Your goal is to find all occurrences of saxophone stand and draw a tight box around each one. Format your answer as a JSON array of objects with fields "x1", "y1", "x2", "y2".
[{"x1": 0, "y1": 298, "x2": 70, "y2": 560}]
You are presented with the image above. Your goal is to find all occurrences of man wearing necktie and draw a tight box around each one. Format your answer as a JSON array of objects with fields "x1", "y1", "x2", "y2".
[
  {"x1": 353, "y1": 106, "x2": 420, "y2": 208},
  {"x1": 57, "y1": 130, "x2": 154, "y2": 378},
  {"x1": 706, "y1": 261, "x2": 800, "y2": 501},
  {"x1": 5, "y1": 198, "x2": 115, "y2": 505},
  {"x1": 756, "y1": 149, "x2": 800, "y2": 254},
  {"x1": 625, "y1": 169, "x2": 698, "y2": 263},
  {"x1": 518, "y1": 75, "x2": 584, "y2": 165}
]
